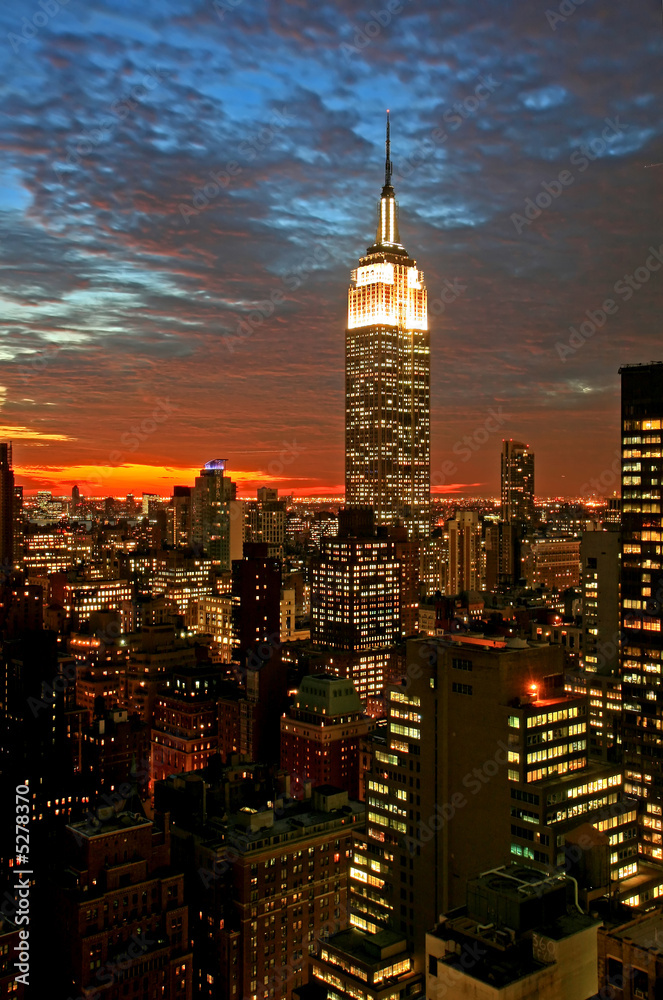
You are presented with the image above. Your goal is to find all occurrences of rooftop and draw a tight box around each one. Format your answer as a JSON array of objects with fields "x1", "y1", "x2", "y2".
[
  {"x1": 606, "y1": 908, "x2": 663, "y2": 951},
  {"x1": 67, "y1": 809, "x2": 151, "y2": 839},
  {"x1": 293, "y1": 673, "x2": 363, "y2": 717},
  {"x1": 325, "y1": 927, "x2": 409, "y2": 966},
  {"x1": 226, "y1": 793, "x2": 363, "y2": 852}
]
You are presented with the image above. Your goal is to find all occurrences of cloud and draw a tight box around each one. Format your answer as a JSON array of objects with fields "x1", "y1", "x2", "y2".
[{"x1": 0, "y1": 0, "x2": 661, "y2": 496}]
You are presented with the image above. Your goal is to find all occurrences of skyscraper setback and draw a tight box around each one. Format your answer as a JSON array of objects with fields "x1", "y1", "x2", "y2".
[{"x1": 345, "y1": 115, "x2": 430, "y2": 537}]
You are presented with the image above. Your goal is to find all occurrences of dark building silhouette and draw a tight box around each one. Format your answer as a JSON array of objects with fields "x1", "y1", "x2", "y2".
[
  {"x1": 155, "y1": 769, "x2": 363, "y2": 1000},
  {"x1": 170, "y1": 484, "x2": 192, "y2": 547},
  {"x1": 0, "y1": 443, "x2": 14, "y2": 576},
  {"x1": 232, "y1": 542, "x2": 281, "y2": 659},
  {"x1": 501, "y1": 439, "x2": 535, "y2": 527},
  {"x1": 57, "y1": 810, "x2": 193, "y2": 999},
  {"x1": 500, "y1": 440, "x2": 535, "y2": 584}
]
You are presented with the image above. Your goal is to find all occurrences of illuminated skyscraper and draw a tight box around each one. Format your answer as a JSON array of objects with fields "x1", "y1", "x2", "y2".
[
  {"x1": 345, "y1": 115, "x2": 430, "y2": 537},
  {"x1": 191, "y1": 459, "x2": 244, "y2": 571},
  {"x1": 0, "y1": 443, "x2": 14, "y2": 575},
  {"x1": 501, "y1": 439, "x2": 535, "y2": 527},
  {"x1": 619, "y1": 363, "x2": 663, "y2": 860}
]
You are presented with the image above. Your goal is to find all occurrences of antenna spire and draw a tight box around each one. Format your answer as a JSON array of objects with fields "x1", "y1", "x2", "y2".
[{"x1": 385, "y1": 110, "x2": 392, "y2": 186}]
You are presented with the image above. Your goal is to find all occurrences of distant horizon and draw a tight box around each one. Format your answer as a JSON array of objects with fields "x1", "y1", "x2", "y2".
[{"x1": 21, "y1": 487, "x2": 614, "y2": 504}]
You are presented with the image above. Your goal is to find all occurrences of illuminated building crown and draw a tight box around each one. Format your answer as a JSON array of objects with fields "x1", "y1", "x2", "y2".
[{"x1": 366, "y1": 111, "x2": 407, "y2": 257}]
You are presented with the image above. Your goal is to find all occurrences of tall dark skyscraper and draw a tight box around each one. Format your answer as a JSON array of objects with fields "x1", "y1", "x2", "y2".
[
  {"x1": 345, "y1": 115, "x2": 430, "y2": 538},
  {"x1": 620, "y1": 362, "x2": 663, "y2": 862},
  {"x1": 0, "y1": 443, "x2": 14, "y2": 574},
  {"x1": 500, "y1": 439, "x2": 535, "y2": 526}
]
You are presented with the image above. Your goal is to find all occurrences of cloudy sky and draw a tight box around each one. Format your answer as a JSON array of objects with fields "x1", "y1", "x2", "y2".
[{"x1": 1, "y1": 0, "x2": 662, "y2": 498}]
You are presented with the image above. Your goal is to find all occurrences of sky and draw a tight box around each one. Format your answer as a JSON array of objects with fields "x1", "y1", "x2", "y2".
[{"x1": 1, "y1": 0, "x2": 662, "y2": 499}]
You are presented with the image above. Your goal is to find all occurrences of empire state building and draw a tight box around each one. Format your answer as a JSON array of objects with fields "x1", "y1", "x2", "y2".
[{"x1": 345, "y1": 114, "x2": 430, "y2": 538}]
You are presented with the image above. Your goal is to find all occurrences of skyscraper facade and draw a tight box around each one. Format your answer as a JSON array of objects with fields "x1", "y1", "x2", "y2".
[
  {"x1": 620, "y1": 363, "x2": 663, "y2": 861},
  {"x1": 191, "y1": 459, "x2": 244, "y2": 571},
  {"x1": 345, "y1": 116, "x2": 430, "y2": 538},
  {"x1": 501, "y1": 439, "x2": 535, "y2": 526},
  {"x1": 0, "y1": 444, "x2": 14, "y2": 575}
]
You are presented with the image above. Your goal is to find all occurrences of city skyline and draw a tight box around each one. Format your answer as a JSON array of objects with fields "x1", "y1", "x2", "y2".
[{"x1": 1, "y1": 2, "x2": 662, "y2": 498}]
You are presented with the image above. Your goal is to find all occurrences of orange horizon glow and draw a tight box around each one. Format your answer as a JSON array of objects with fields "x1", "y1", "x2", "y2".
[{"x1": 15, "y1": 462, "x2": 346, "y2": 499}]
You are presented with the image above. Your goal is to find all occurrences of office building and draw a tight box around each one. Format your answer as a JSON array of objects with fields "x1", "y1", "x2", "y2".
[
  {"x1": 446, "y1": 511, "x2": 483, "y2": 595},
  {"x1": 151, "y1": 663, "x2": 222, "y2": 782},
  {"x1": 280, "y1": 674, "x2": 371, "y2": 798},
  {"x1": 597, "y1": 908, "x2": 663, "y2": 999},
  {"x1": 581, "y1": 527, "x2": 621, "y2": 673},
  {"x1": 170, "y1": 485, "x2": 193, "y2": 547},
  {"x1": 311, "y1": 929, "x2": 423, "y2": 1000},
  {"x1": 345, "y1": 115, "x2": 430, "y2": 538},
  {"x1": 564, "y1": 526, "x2": 622, "y2": 758},
  {"x1": 156, "y1": 773, "x2": 363, "y2": 1000},
  {"x1": 499, "y1": 440, "x2": 535, "y2": 583},
  {"x1": 191, "y1": 459, "x2": 244, "y2": 571},
  {"x1": 0, "y1": 443, "x2": 14, "y2": 574},
  {"x1": 232, "y1": 542, "x2": 282, "y2": 660},
  {"x1": 521, "y1": 538, "x2": 581, "y2": 590},
  {"x1": 311, "y1": 511, "x2": 412, "y2": 660},
  {"x1": 426, "y1": 866, "x2": 600, "y2": 1000},
  {"x1": 12, "y1": 485, "x2": 23, "y2": 570},
  {"x1": 141, "y1": 491, "x2": 160, "y2": 517},
  {"x1": 153, "y1": 550, "x2": 214, "y2": 616},
  {"x1": 247, "y1": 488, "x2": 287, "y2": 552},
  {"x1": 501, "y1": 440, "x2": 535, "y2": 527},
  {"x1": 187, "y1": 593, "x2": 235, "y2": 662},
  {"x1": 350, "y1": 636, "x2": 564, "y2": 969},
  {"x1": 620, "y1": 363, "x2": 663, "y2": 860},
  {"x1": 61, "y1": 578, "x2": 133, "y2": 629},
  {"x1": 58, "y1": 810, "x2": 193, "y2": 999},
  {"x1": 504, "y1": 688, "x2": 638, "y2": 884}
]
